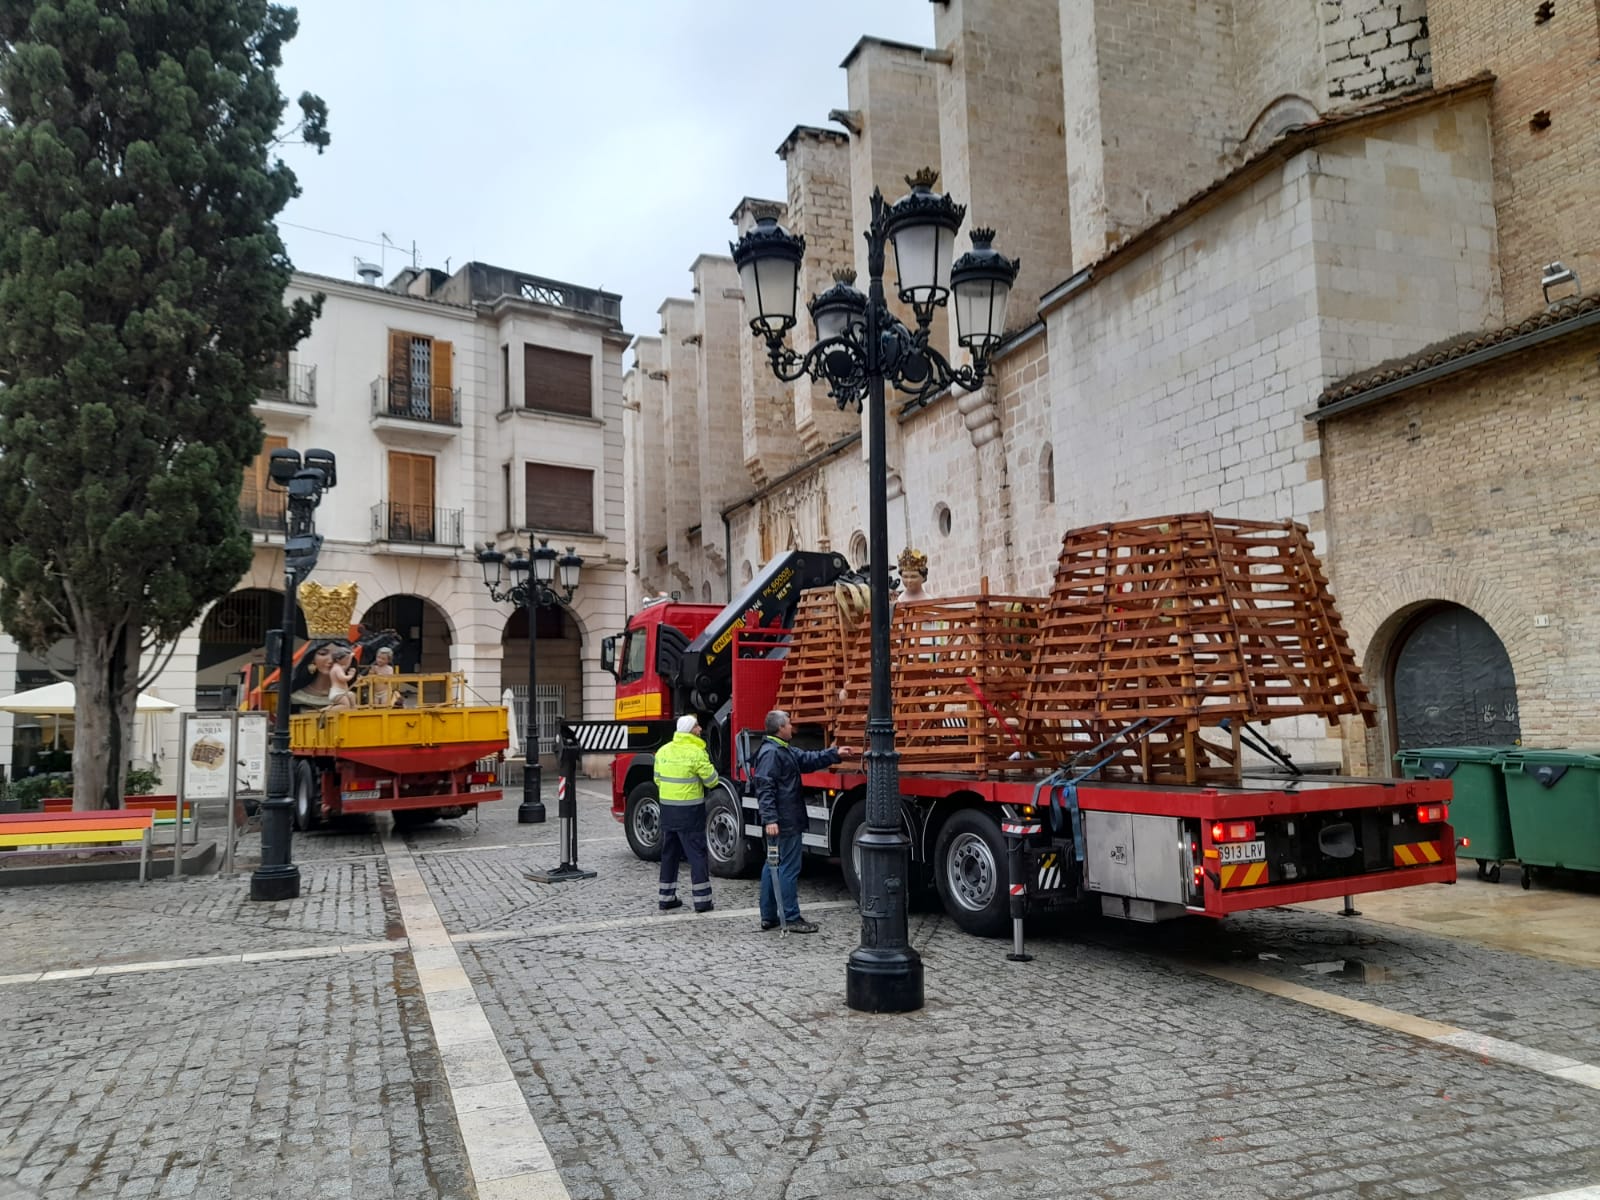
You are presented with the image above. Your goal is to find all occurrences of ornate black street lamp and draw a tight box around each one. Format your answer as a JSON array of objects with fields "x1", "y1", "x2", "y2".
[
  {"x1": 732, "y1": 168, "x2": 1017, "y2": 1013},
  {"x1": 477, "y1": 535, "x2": 582, "y2": 823},
  {"x1": 250, "y1": 447, "x2": 337, "y2": 902}
]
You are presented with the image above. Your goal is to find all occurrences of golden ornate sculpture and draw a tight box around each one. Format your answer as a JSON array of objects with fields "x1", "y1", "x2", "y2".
[{"x1": 298, "y1": 581, "x2": 359, "y2": 639}]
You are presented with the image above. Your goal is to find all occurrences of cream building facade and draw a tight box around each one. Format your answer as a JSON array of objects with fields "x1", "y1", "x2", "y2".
[
  {"x1": 626, "y1": 0, "x2": 1599, "y2": 770},
  {"x1": 2, "y1": 262, "x2": 630, "y2": 782}
]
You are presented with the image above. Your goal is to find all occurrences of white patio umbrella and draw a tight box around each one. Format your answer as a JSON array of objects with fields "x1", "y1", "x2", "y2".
[
  {"x1": 502, "y1": 688, "x2": 522, "y2": 758},
  {"x1": 0, "y1": 680, "x2": 180, "y2": 714}
]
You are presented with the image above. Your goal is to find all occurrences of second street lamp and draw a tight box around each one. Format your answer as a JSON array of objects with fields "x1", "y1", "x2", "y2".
[
  {"x1": 732, "y1": 168, "x2": 1016, "y2": 1014},
  {"x1": 477, "y1": 535, "x2": 582, "y2": 824}
]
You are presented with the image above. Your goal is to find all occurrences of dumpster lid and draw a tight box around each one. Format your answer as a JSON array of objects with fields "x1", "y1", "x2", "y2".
[
  {"x1": 1497, "y1": 747, "x2": 1600, "y2": 767},
  {"x1": 1395, "y1": 746, "x2": 1512, "y2": 763}
]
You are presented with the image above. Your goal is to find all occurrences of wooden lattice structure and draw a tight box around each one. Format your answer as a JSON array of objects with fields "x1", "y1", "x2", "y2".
[
  {"x1": 772, "y1": 587, "x2": 853, "y2": 730},
  {"x1": 1023, "y1": 513, "x2": 1373, "y2": 784},
  {"x1": 834, "y1": 585, "x2": 1046, "y2": 776}
]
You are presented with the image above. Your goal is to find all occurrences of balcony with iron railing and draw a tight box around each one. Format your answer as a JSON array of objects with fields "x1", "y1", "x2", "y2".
[
  {"x1": 370, "y1": 377, "x2": 461, "y2": 431},
  {"x1": 370, "y1": 502, "x2": 463, "y2": 548},
  {"x1": 259, "y1": 363, "x2": 316, "y2": 411},
  {"x1": 240, "y1": 501, "x2": 287, "y2": 535}
]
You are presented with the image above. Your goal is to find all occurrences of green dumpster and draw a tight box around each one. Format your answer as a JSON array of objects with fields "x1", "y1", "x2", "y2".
[
  {"x1": 1499, "y1": 748, "x2": 1600, "y2": 883},
  {"x1": 1395, "y1": 746, "x2": 1514, "y2": 879}
]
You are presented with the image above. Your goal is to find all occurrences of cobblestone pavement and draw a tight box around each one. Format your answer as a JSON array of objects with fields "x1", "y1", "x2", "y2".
[{"x1": 2, "y1": 782, "x2": 1598, "y2": 1198}]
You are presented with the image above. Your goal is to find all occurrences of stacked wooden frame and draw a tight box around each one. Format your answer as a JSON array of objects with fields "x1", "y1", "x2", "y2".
[{"x1": 1023, "y1": 514, "x2": 1373, "y2": 784}]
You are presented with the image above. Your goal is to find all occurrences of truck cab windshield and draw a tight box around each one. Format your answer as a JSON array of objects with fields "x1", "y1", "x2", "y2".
[{"x1": 618, "y1": 629, "x2": 647, "y2": 684}]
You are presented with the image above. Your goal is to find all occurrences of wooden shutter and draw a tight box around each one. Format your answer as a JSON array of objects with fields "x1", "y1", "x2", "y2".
[
  {"x1": 388, "y1": 451, "x2": 436, "y2": 541},
  {"x1": 387, "y1": 331, "x2": 412, "y2": 414},
  {"x1": 432, "y1": 339, "x2": 453, "y2": 421},
  {"x1": 523, "y1": 344, "x2": 592, "y2": 417},
  {"x1": 242, "y1": 435, "x2": 288, "y2": 522},
  {"x1": 525, "y1": 463, "x2": 593, "y2": 533}
]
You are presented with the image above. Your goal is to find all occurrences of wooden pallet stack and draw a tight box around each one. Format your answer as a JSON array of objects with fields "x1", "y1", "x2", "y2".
[
  {"x1": 772, "y1": 587, "x2": 854, "y2": 731},
  {"x1": 834, "y1": 584, "x2": 1045, "y2": 776},
  {"x1": 1023, "y1": 513, "x2": 1373, "y2": 784}
]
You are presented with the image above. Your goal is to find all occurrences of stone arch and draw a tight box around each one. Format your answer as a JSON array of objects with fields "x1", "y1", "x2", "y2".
[
  {"x1": 1239, "y1": 94, "x2": 1321, "y2": 159},
  {"x1": 499, "y1": 600, "x2": 583, "y2": 760},
  {"x1": 1039, "y1": 443, "x2": 1055, "y2": 506},
  {"x1": 848, "y1": 531, "x2": 867, "y2": 568},
  {"x1": 194, "y1": 588, "x2": 306, "y2": 709},
  {"x1": 360, "y1": 594, "x2": 456, "y2": 674},
  {"x1": 1341, "y1": 566, "x2": 1536, "y2": 774},
  {"x1": 740, "y1": 559, "x2": 754, "y2": 585}
]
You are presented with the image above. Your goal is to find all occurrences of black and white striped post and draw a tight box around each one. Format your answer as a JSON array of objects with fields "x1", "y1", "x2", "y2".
[
  {"x1": 525, "y1": 733, "x2": 595, "y2": 884},
  {"x1": 1002, "y1": 818, "x2": 1039, "y2": 963}
]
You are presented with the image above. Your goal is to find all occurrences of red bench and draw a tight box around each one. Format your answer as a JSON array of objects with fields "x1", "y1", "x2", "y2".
[{"x1": 0, "y1": 810, "x2": 156, "y2": 882}]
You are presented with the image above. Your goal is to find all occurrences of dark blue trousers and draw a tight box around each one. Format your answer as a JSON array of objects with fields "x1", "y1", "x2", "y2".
[{"x1": 659, "y1": 801, "x2": 712, "y2": 911}]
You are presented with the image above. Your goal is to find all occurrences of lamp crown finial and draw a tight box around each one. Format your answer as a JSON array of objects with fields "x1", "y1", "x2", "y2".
[
  {"x1": 970, "y1": 227, "x2": 996, "y2": 246},
  {"x1": 905, "y1": 167, "x2": 940, "y2": 191},
  {"x1": 832, "y1": 267, "x2": 858, "y2": 285}
]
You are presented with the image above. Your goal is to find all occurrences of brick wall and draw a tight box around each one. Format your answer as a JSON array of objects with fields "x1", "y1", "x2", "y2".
[
  {"x1": 622, "y1": 337, "x2": 666, "y2": 604},
  {"x1": 1062, "y1": 0, "x2": 1239, "y2": 269},
  {"x1": 729, "y1": 197, "x2": 805, "y2": 488},
  {"x1": 1323, "y1": 0, "x2": 1431, "y2": 102},
  {"x1": 691, "y1": 254, "x2": 746, "y2": 578},
  {"x1": 1322, "y1": 330, "x2": 1600, "y2": 771},
  {"x1": 780, "y1": 128, "x2": 860, "y2": 453},
  {"x1": 1428, "y1": 0, "x2": 1600, "y2": 317},
  {"x1": 996, "y1": 331, "x2": 1058, "y2": 597},
  {"x1": 1233, "y1": 0, "x2": 1327, "y2": 138},
  {"x1": 933, "y1": 0, "x2": 1073, "y2": 336},
  {"x1": 658, "y1": 298, "x2": 700, "y2": 593}
]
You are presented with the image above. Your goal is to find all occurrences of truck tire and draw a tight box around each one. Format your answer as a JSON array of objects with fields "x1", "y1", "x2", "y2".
[
  {"x1": 705, "y1": 781, "x2": 755, "y2": 877},
  {"x1": 292, "y1": 760, "x2": 322, "y2": 832},
  {"x1": 624, "y1": 781, "x2": 663, "y2": 862},
  {"x1": 838, "y1": 799, "x2": 867, "y2": 902},
  {"x1": 933, "y1": 808, "x2": 1009, "y2": 937}
]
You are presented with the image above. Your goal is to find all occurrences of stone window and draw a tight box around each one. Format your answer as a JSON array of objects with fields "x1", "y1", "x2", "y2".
[
  {"x1": 1039, "y1": 443, "x2": 1056, "y2": 506},
  {"x1": 935, "y1": 503, "x2": 952, "y2": 538},
  {"x1": 849, "y1": 531, "x2": 868, "y2": 567}
]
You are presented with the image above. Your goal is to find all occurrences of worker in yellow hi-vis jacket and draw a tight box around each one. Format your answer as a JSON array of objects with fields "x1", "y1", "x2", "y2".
[{"x1": 653, "y1": 714, "x2": 719, "y2": 912}]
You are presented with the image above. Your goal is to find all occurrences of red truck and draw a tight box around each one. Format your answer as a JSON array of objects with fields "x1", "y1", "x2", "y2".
[{"x1": 602, "y1": 552, "x2": 1455, "y2": 936}]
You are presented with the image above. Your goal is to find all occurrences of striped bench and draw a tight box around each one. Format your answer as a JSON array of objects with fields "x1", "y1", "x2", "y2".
[
  {"x1": 42, "y1": 796, "x2": 200, "y2": 846},
  {"x1": 0, "y1": 811, "x2": 156, "y2": 882}
]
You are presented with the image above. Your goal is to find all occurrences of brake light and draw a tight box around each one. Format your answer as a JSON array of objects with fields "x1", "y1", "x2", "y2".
[
  {"x1": 345, "y1": 778, "x2": 393, "y2": 794},
  {"x1": 468, "y1": 772, "x2": 497, "y2": 785},
  {"x1": 1416, "y1": 803, "x2": 1448, "y2": 824},
  {"x1": 1210, "y1": 820, "x2": 1257, "y2": 843},
  {"x1": 1459, "y1": 836, "x2": 1471, "y2": 849}
]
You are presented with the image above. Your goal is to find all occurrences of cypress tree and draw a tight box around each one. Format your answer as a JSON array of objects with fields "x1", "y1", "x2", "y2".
[{"x1": 0, "y1": 0, "x2": 328, "y2": 809}]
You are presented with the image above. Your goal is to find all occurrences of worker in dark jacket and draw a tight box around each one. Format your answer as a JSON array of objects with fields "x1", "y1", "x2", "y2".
[
  {"x1": 753, "y1": 709, "x2": 857, "y2": 933},
  {"x1": 653, "y1": 714, "x2": 719, "y2": 913}
]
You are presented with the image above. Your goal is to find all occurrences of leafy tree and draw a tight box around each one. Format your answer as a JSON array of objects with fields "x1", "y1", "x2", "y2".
[{"x1": 0, "y1": 0, "x2": 328, "y2": 810}]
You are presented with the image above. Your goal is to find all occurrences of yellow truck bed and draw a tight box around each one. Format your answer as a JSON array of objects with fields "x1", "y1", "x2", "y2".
[{"x1": 288, "y1": 672, "x2": 509, "y2": 771}]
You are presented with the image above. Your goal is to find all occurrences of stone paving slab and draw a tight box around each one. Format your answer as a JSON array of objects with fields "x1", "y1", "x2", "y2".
[
  {"x1": 461, "y1": 909, "x2": 1600, "y2": 1200},
  {"x1": 0, "y1": 858, "x2": 396, "y2": 974},
  {"x1": 0, "y1": 953, "x2": 470, "y2": 1199}
]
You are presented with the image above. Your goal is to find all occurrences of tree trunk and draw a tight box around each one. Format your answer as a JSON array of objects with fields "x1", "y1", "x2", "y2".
[{"x1": 72, "y1": 621, "x2": 139, "y2": 811}]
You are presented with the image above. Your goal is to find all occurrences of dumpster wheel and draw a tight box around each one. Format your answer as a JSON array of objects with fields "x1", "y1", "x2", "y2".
[{"x1": 1475, "y1": 859, "x2": 1502, "y2": 883}]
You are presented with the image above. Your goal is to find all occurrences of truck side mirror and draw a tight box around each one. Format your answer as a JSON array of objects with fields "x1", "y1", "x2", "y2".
[{"x1": 599, "y1": 635, "x2": 618, "y2": 678}]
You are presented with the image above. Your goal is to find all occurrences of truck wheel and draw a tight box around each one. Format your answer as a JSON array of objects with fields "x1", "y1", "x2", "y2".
[
  {"x1": 934, "y1": 808, "x2": 1009, "y2": 937},
  {"x1": 624, "y1": 781, "x2": 663, "y2": 862},
  {"x1": 838, "y1": 799, "x2": 867, "y2": 902},
  {"x1": 292, "y1": 760, "x2": 321, "y2": 832},
  {"x1": 705, "y1": 781, "x2": 755, "y2": 877}
]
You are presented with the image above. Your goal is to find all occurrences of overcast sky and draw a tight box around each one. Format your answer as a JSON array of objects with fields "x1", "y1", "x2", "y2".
[{"x1": 275, "y1": 1, "x2": 934, "y2": 341}]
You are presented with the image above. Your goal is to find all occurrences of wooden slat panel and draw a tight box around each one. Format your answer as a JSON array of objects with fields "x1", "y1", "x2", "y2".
[
  {"x1": 523, "y1": 344, "x2": 592, "y2": 418},
  {"x1": 525, "y1": 463, "x2": 593, "y2": 533}
]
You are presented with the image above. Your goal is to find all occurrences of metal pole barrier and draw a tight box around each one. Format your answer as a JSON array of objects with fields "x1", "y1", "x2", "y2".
[
  {"x1": 1004, "y1": 831, "x2": 1032, "y2": 963},
  {"x1": 525, "y1": 738, "x2": 594, "y2": 884}
]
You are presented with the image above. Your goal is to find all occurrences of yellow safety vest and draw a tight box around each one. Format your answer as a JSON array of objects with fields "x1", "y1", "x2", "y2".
[{"x1": 654, "y1": 732, "x2": 717, "y2": 804}]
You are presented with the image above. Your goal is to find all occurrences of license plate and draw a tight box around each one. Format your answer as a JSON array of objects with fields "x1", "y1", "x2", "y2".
[
  {"x1": 344, "y1": 789, "x2": 381, "y2": 800},
  {"x1": 469, "y1": 784, "x2": 497, "y2": 793},
  {"x1": 1218, "y1": 840, "x2": 1266, "y2": 864}
]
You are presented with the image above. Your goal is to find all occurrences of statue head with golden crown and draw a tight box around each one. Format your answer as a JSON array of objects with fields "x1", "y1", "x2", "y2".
[{"x1": 298, "y1": 581, "x2": 359, "y2": 640}]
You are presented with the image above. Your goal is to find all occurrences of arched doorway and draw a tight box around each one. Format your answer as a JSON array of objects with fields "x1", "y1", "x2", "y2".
[
  {"x1": 1389, "y1": 603, "x2": 1520, "y2": 750},
  {"x1": 197, "y1": 589, "x2": 306, "y2": 710},
  {"x1": 360, "y1": 595, "x2": 454, "y2": 674},
  {"x1": 501, "y1": 604, "x2": 583, "y2": 762}
]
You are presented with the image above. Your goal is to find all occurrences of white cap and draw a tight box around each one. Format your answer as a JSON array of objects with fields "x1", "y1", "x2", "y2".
[{"x1": 676, "y1": 715, "x2": 700, "y2": 734}]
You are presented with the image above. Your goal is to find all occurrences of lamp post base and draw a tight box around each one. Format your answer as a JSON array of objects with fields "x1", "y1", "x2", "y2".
[
  {"x1": 524, "y1": 864, "x2": 597, "y2": 884},
  {"x1": 845, "y1": 945, "x2": 925, "y2": 1013},
  {"x1": 517, "y1": 800, "x2": 547, "y2": 824},
  {"x1": 249, "y1": 863, "x2": 301, "y2": 901}
]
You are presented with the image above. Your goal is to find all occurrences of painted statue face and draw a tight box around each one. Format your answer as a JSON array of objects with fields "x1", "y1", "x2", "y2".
[
  {"x1": 312, "y1": 645, "x2": 335, "y2": 670},
  {"x1": 902, "y1": 568, "x2": 926, "y2": 589}
]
